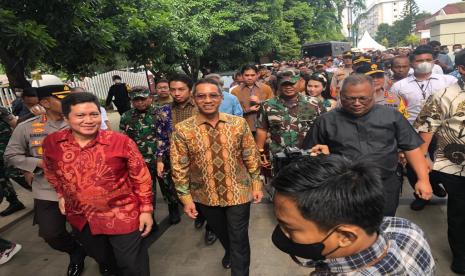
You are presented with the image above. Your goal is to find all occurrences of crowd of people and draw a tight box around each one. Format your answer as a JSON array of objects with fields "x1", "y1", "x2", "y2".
[{"x1": 0, "y1": 39, "x2": 464, "y2": 276}]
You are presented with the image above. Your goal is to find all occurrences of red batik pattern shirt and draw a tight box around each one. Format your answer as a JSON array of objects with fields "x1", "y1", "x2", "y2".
[{"x1": 43, "y1": 129, "x2": 153, "y2": 235}]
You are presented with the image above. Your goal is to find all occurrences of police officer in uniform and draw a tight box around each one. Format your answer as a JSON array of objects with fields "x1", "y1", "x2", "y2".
[{"x1": 4, "y1": 85, "x2": 87, "y2": 276}]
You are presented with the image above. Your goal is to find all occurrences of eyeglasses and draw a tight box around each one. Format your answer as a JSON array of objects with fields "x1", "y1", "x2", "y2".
[
  {"x1": 340, "y1": 96, "x2": 372, "y2": 104},
  {"x1": 194, "y1": 93, "x2": 222, "y2": 101}
]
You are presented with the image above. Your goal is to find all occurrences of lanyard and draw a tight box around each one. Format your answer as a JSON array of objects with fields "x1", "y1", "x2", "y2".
[{"x1": 414, "y1": 78, "x2": 431, "y2": 100}]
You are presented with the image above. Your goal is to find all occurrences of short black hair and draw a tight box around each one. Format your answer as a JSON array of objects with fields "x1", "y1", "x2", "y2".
[
  {"x1": 410, "y1": 45, "x2": 434, "y2": 61},
  {"x1": 61, "y1": 92, "x2": 101, "y2": 118},
  {"x1": 22, "y1": 87, "x2": 37, "y2": 98},
  {"x1": 241, "y1": 64, "x2": 258, "y2": 74},
  {"x1": 428, "y1": 40, "x2": 441, "y2": 48},
  {"x1": 192, "y1": 78, "x2": 222, "y2": 95},
  {"x1": 112, "y1": 75, "x2": 122, "y2": 81},
  {"x1": 455, "y1": 49, "x2": 465, "y2": 67},
  {"x1": 156, "y1": 78, "x2": 169, "y2": 86},
  {"x1": 169, "y1": 74, "x2": 193, "y2": 91},
  {"x1": 392, "y1": 55, "x2": 409, "y2": 66},
  {"x1": 272, "y1": 155, "x2": 385, "y2": 235}
]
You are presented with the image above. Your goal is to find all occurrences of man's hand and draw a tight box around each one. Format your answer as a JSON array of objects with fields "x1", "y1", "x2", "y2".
[
  {"x1": 183, "y1": 202, "x2": 198, "y2": 219},
  {"x1": 37, "y1": 160, "x2": 44, "y2": 169},
  {"x1": 139, "y1": 212, "x2": 153, "y2": 237},
  {"x1": 415, "y1": 179, "x2": 433, "y2": 200},
  {"x1": 58, "y1": 197, "x2": 66, "y2": 215},
  {"x1": 156, "y1": 161, "x2": 165, "y2": 178},
  {"x1": 30, "y1": 105, "x2": 46, "y2": 116},
  {"x1": 398, "y1": 152, "x2": 407, "y2": 167},
  {"x1": 248, "y1": 105, "x2": 260, "y2": 112},
  {"x1": 23, "y1": 171, "x2": 34, "y2": 185},
  {"x1": 309, "y1": 144, "x2": 330, "y2": 156},
  {"x1": 252, "y1": 190, "x2": 263, "y2": 203}
]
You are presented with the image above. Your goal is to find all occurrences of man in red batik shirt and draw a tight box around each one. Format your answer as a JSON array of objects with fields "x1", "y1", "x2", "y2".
[{"x1": 42, "y1": 92, "x2": 153, "y2": 276}]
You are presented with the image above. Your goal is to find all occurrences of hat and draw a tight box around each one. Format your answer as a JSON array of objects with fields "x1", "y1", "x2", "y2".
[
  {"x1": 129, "y1": 87, "x2": 150, "y2": 99},
  {"x1": 279, "y1": 75, "x2": 300, "y2": 86},
  {"x1": 352, "y1": 56, "x2": 371, "y2": 65},
  {"x1": 36, "y1": 85, "x2": 71, "y2": 100},
  {"x1": 343, "y1": 51, "x2": 353, "y2": 58},
  {"x1": 355, "y1": 63, "x2": 385, "y2": 76}
]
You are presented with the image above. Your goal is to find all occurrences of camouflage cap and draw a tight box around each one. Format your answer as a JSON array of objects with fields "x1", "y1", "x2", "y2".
[{"x1": 129, "y1": 86, "x2": 150, "y2": 99}]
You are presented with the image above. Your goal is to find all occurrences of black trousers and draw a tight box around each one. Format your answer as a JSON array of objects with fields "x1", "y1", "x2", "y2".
[
  {"x1": 435, "y1": 172, "x2": 465, "y2": 262},
  {"x1": 33, "y1": 199, "x2": 79, "y2": 257},
  {"x1": 73, "y1": 224, "x2": 149, "y2": 276},
  {"x1": 197, "y1": 202, "x2": 251, "y2": 276},
  {"x1": 382, "y1": 174, "x2": 402, "y2": 217}
]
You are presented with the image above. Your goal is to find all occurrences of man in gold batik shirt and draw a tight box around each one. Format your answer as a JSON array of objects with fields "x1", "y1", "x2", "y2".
[{"x1": 171, "y1": 78, "x2": 263, "y2": 276}]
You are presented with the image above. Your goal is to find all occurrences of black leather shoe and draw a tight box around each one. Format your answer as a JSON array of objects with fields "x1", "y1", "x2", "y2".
[
  {"x1": 195, "y1": 217, "x2": 205, "y2": 229},
  {"x1": 410, "y1": 198, "x2": 429, "y2": 211},
  {"x1": 168, "y1": 204, "x2": 181, "y2": 225},
  {"x1": 205, "y1": 230, "x2": 217, "y2": 246},
  {"x1": 67, "y1": 261, "x2": 84, "y2": 276},
  {"x1": 451, "y1": 259, "x2": 465, "y2": 274},
  {"x1": 0, "y1": 201, "x2": 25, "y2": 216},
  {"x1": 222, "y1": 253, "x2": 231, "y2": 269},
  {"x1": 432, "y1": 184, "x2": 447, "y2": 198}
]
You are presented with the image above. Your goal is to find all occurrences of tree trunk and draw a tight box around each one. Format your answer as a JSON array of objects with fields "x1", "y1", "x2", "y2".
[{"x1": 0, "y1": 48, "x2": 31, "y2": 88}]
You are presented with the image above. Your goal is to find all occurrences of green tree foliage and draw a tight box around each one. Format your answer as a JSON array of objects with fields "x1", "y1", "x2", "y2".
[
  {"x1": 0, "y1": 0, "x2": 346, "y2": 85},
  {"x1": 402, "y1": 0, "x2": 420, "y2": 33}
]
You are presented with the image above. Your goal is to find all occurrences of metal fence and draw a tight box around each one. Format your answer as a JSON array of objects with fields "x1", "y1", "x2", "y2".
[
  {"x1": 0, "y1": 87, "x2": 16, "y2": 111},
  {"x1": 68, "y1": 70, "x2": 150, "y2": 100},
  {"x1": 0, "y1": 70, "x2": 150, "y2": 110}
]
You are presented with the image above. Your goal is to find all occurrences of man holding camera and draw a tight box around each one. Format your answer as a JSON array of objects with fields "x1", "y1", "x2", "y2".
[{"x1": 256, "y1": 71, "x2": 324, "y2": 166}]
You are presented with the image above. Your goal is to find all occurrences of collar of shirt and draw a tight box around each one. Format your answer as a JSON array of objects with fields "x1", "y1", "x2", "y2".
[
  {"x1": 322, "y1": 233, "x2": 388, "y2": 273},
  {"x1": 277, "y1": 94, "x2": 302, "y2": 108},
  {"x1": 194, "y1": 113, "x2": 229, "y2": 126},
  {"x1": 407, "y1": 74, "x2": 439, "y2": 82},
  {"x1": 132, "y1": 106, "x2": 154, "y2": 117},
  {"x1": 172, "y1": 98, "x2": 195, "y2": 109},
  {"x1": 57, "y1": 129, "x2": 111, "y2": 148}
]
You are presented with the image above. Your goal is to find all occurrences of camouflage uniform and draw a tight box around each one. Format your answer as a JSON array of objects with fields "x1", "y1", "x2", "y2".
[
  {"x1": 0, "y1": 107, "x2": 17, "y2": 204},
  {"x1": 119, "y1": 105, "x2": 178, "y2": 207},
  {"x1": 256, "y1": 94, "x2": 324, "y2": 155}
]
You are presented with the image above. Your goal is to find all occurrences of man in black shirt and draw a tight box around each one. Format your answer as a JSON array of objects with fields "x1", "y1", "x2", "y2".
[
  {"x1": 303, "y1": 74, "x2": 432, "y2": 216},
  {"x1": 105, "y1": 75, "x2": 131, "y2": 115}
]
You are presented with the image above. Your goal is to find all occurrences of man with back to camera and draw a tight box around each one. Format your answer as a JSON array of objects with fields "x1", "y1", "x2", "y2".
[
  {"x1": 303, "y1": 74, "x2": 432, "y2": 216},
  {"x1": 271, "y1": 154, "x2": 436, "y2": 275}
]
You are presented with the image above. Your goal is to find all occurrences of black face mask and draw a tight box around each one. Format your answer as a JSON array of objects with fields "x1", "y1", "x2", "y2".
[{"x1": 271, "y1": 225, "x2": 340, "y2": 261}]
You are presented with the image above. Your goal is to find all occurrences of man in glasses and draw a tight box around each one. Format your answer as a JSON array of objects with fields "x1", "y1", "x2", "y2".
[
  {"x1": 303, "y1": 74, "x2": 432, "y2": 216},
  {"x1": 170, "y1": 78, "x2": 263, "y2": 275},
  {"x1": 271, "y1": 155, "x2": 435, "y2": 275},
  {"x1": 4, "y1": 85, "x2": 87, "y2": 276}
]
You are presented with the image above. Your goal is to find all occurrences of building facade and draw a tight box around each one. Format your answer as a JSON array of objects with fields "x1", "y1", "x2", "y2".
[{"x1": 358, "y1": 0, "x2": 407, "y2": 37}]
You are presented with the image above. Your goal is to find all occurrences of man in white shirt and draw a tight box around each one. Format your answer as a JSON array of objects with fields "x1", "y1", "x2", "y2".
[{"x1": 391, "y1": 45, "x2": 457, "y2": 211}]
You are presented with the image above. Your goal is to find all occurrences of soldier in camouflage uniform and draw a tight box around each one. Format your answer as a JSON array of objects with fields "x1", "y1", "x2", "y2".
[
  {"x1": 0, "y1": 107, "x2": 26, "y2": 216},
  {"x1": 256, "y1": 74, "x2": 325, "y2": 156},
  {"x1": 119, "y1": 86, "x2": 180, "y2": 225}
]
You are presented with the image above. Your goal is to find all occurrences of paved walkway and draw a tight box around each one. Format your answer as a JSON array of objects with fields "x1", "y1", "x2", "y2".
[{"x1": 0, "y1": 112, "x2": 461, "y2": 275}]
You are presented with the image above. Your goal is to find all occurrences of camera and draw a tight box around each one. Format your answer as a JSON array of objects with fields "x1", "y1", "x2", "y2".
[{"x1": 272, "y1": 147, "x2": 309, "y2": 176}]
